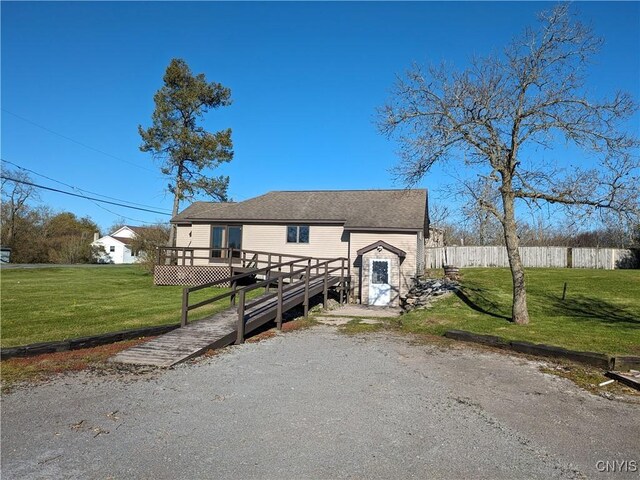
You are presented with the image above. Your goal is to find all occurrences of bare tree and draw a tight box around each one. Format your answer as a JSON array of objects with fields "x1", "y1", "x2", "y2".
[
  {"x1": 1, "y1": 168, "x2": 39, "y2": 247},
  {"x1": 379, "y1": 5, "x2": 639, "y2": 324},
  {"x1": 129, "y1": 223, "x2": 171, "y2": 273}
]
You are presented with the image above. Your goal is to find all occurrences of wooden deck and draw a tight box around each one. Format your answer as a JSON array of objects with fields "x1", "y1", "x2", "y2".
[{"x1": 111, "y1": 276, "x2": 340, "y2": 367}]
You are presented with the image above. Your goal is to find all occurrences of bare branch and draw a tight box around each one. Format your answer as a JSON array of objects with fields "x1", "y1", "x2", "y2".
[{"x1": 377, "y1": 4, "x2": 639, "y2": 325}]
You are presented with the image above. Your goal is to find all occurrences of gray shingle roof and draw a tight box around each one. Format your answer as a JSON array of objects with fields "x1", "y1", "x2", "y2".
[{"x1": 172, "y1": 189, "x2": 428, "y2": 231}]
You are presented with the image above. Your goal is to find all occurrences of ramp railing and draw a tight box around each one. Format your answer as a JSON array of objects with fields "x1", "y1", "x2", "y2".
[{"x1": 179, "y1": 253, "x2": 349, "y2": 339}]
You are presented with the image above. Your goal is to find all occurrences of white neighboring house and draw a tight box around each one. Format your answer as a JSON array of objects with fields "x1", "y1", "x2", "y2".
[{"x1": 92, "y1": 226, "x2": 143, "y2": 264}]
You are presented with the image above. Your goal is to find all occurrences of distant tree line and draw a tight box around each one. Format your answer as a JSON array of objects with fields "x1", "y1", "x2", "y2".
[
  {"x1": 430, "y1": 203, "x2": 639, "y2": 249},
  {"x1": 1, "y1": 169, "x2": 104, "y2": 263}
]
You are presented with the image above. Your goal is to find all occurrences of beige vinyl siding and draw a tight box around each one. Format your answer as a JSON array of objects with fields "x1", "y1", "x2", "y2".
[
  {"x1": 176, "y1": 223, "x2": 349, "y2": 266},
  {"x1": 176, "y1": 225, "x2": 192, "y2": 248},
  {"x1": 242, "y1": 224, "x2": 348, "y2": 259},
  {"x1": 175, "y1": 223, "x2": 215, "y2": 265},
  {"x1": 350, "y1": 232, "x2": 418, "y2": 292}
]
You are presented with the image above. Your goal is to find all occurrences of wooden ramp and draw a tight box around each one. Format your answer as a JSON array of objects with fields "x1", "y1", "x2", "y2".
[{"x1": 111, "y1": 276, "x2": 339, "y2": 367}]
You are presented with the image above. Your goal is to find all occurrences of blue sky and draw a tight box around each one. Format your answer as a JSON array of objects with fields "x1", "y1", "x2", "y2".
[{"x1": 2, "y1": 1, "x2": 639, "y2": 232}]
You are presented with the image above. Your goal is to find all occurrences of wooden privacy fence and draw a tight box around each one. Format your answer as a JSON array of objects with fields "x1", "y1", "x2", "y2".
[
  {"x1": 572, "y1": 247, "x2": 638, "y2": 269},
  {"x1": 425, "y1": 246, "x2": 638, "y2": 270}
]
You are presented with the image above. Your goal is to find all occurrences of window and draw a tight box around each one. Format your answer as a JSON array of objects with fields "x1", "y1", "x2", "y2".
[
  {"x1": 211, "y1": 225, "x2": 242, "y2": 258},
  {"x1": 286, "y1": 225, "x2": 309, "y2": 244},
  {"x1": 227, "y1": 226, "x2": 242, "y2": 256},
  {"x1": 109, "y1": 246, "x2": 116, "y2": 253},
  {"x1": 211, "y1": 226, "x2": 225, "y2": 258},
  {"x1": 371, "y1": 260, "x2": 389, "y2": 285}
]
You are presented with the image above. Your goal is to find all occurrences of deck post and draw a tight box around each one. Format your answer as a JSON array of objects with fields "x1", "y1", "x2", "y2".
[
  {"x1": 228, "y1": 249, "x2": 234, "y2": 269},
  {"x1": 236, "y1": 289, "x2": 245, "y2": 344},
  {"x1": 276, "y1": 276, "x2": 283, "y2": 330},
  {"x1": 278, "y1": 255, "x2": 282, "y2": 272},
  {"x1": 304, "y1": 265, "x2": 310, "y2": 318},
  {"x1": 230, "y1": 266, "x2": 236, "y2": 306},
  {"x1": 323, "y1": 262, "x2": 328, "y2": 309},
  {"x1": 265, "y1": 268, "x2": 270, "y2": 293},
  {"x1": 339, "y1": 258, "x2": 345, "y2": 305},
  {"x1": 181, "y1": 288, "x2": 189, "y2": 327},
  {"x1": 231, "y1": 280, "x2": 237, "y2": 306}
]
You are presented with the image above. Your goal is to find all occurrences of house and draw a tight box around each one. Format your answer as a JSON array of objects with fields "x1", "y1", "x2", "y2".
[
  {"x1": 92, "y1": 226, "x2": 146, "y2": 264},
  {"x1": 171, "y1": 189, "x2": 431, "y2": 306}
]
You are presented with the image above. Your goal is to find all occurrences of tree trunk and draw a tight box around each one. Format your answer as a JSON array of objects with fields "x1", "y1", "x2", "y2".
[
  {"x1": 168, "y1": 165, "x2": 184, "y2": 248},
  {"x1": 168, "y1": 193, "x2": 180, "y2": 248},
  {"x1": 500, "y1": 176, "x2": 530, "y2": 325}
]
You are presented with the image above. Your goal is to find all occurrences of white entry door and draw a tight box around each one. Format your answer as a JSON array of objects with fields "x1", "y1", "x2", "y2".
[{"x1": 369, "y1": 259, "x2": 391, "y2": 306}]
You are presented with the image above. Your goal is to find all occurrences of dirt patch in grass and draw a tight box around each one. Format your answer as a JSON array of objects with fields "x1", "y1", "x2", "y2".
[
  {"x1": 0, "y1": 338, "x2": 152, "y2": 391},
  {"x1": 404, "y1": 332, "x2": 458, "y2": 349},
  {"x1": 340, "y1": 320, "x2": 386, "y2": 335},
  {"x1": 281, "y1": 317, "x2": 317, "y2": 332},
  {"x1": 246, "y1": 330, "x2": 278, "y2": 343}
]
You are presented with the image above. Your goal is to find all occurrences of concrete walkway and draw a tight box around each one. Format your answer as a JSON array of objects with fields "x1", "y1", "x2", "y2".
[{"x1": 2, "y1": 327, "x2": 638, "y2": 479}]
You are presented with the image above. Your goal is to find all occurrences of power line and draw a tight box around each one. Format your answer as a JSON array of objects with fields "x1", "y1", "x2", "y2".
[
  {"x1": 1, "y1": 175, "x2": 172, "y2": 216},
  {"x1": 1, "y1": 158, "x2": 172, "y2": 213},
  {"x1": 83, "y1": 200, "x2": 161, "y2": 225},
  {"x1": 3, "y1": 109, "x2": 222, "y2": 192},
  {"x1": 2, "y1": 108, "x2": 158, "y2": 174}
]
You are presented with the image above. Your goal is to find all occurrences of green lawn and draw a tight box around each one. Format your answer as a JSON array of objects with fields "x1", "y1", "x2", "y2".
[
  {"x1": 0, "y1": 266, "x2": 246, "y2": 347},
  {"x1": 400, "y1": 268, "x2": 640, "y2": 355}
]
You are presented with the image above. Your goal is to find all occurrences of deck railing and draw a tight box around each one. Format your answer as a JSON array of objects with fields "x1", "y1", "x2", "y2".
[
  {"x1": 157, "y1": 246, "x2": 324, "y2": 269},
  {"x1": 179, "y1": 253, "x2": 349, "y2": 343}
]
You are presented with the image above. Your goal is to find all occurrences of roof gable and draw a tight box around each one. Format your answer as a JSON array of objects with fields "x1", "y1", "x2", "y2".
[
  {"x1": 110, "y1": 226, "x2": 137, "y2": 238},
  {"x1": 356, "y1": 240, "x2": 407, "y2": 258},
  {"x1": 173, "y1": 189, "x2": 428, "y2": 232},
  {"x1": 92, "y1": 235, "x2": 127, "y2": 246}
]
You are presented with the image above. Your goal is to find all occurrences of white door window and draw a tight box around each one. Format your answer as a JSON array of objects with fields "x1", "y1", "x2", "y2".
[{"x1": 369, "y1": 259, "x2": 391, "y2": 306}]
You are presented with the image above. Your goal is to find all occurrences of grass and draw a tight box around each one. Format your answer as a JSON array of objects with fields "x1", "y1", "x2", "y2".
[
  {"x1": 398, "y1": 268, "x2": 640, "y2": 356},
  {"x1": 340, "y1": 319, "x2": 386, "y2": 335},
  {"x1": 0, "y1": 265, "x2": 258, "y2": 347}
]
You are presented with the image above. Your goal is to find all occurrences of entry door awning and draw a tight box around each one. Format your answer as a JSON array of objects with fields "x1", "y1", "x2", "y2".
[{"x1": 356, "y1": 240, "x2": 406, "y2": 258}]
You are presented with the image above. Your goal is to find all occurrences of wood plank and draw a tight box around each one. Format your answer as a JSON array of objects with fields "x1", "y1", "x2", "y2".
[{"x1": 111, "y1": 275, "x2": 342, "y2": 367}]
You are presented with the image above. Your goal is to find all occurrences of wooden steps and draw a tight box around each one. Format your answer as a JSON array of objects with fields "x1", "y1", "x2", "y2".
[{"x1": 111, "y1": 276, "x2": 340, "y2": 367}]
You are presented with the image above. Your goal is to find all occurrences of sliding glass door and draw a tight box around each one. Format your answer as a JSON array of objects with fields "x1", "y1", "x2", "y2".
[
  {"x1": 210, "y1": 225, "x2": 242, "y2": 259},
  {"x1": 211, "y1": 226, "x2": 225, "y2": 258},
  {"x1": 227, "y1": 226, "x2": 242, "y2": 258}
]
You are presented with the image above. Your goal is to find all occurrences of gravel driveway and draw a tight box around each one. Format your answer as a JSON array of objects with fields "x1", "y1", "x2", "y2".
[{"x1": 2, "y1": 326, "x2": 639, "y2": 479}]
